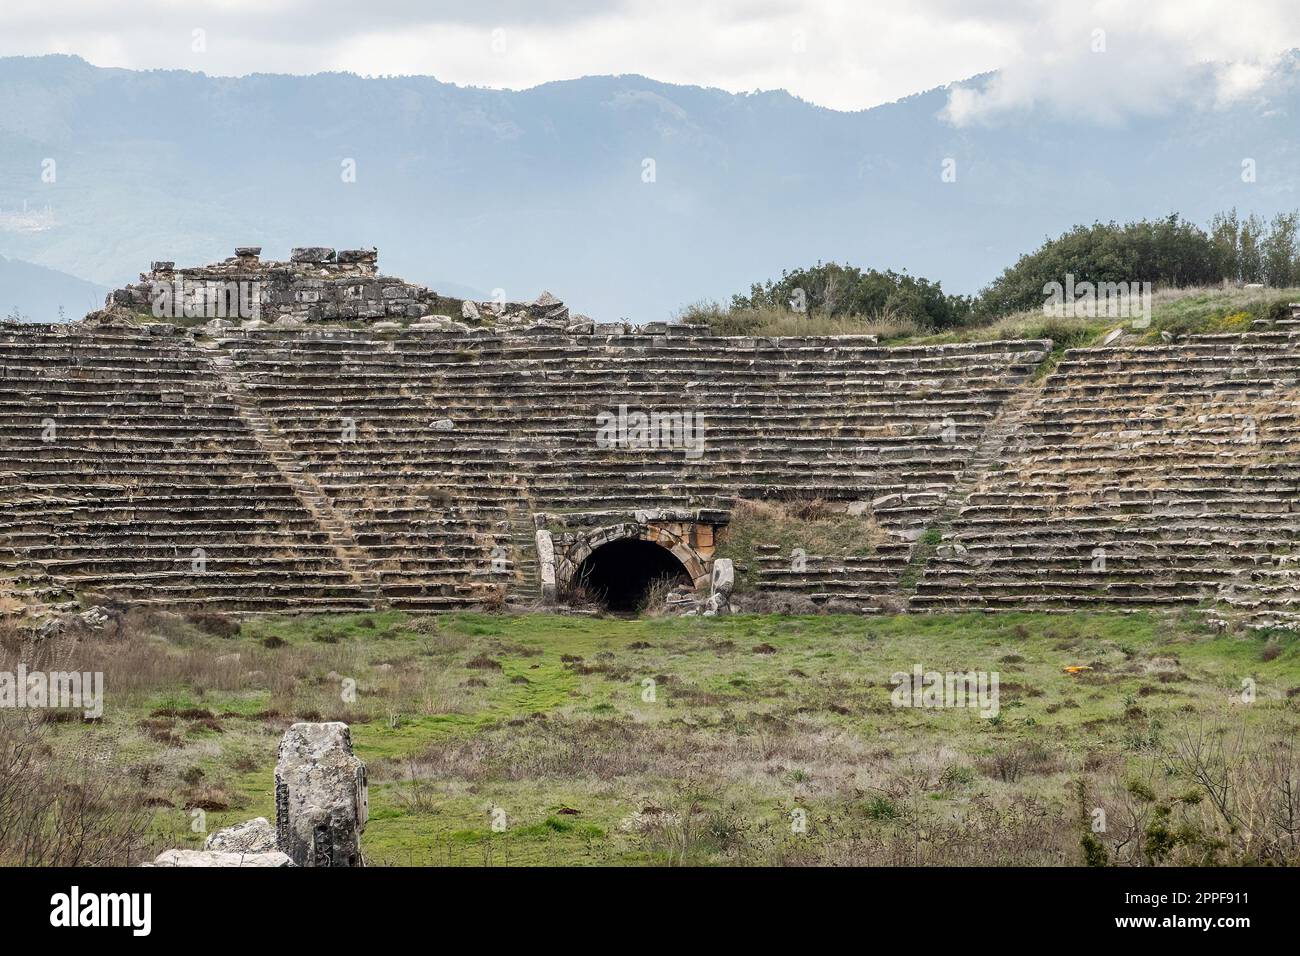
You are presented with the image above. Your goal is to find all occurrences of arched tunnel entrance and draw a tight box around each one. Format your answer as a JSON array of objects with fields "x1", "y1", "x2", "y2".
[{"x1": 574, "y1": 538, "x2": 693, "y2": 612}]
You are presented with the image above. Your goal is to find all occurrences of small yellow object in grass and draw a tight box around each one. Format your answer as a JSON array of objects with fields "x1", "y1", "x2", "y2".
[{"x1": 1063, "y1": 665, "x2": 1092, "y2": 674}]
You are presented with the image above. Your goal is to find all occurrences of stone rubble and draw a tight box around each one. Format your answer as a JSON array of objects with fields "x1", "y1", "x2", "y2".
[{"x1": 107, "y1": 247, "x2": 576, "y2": 333}]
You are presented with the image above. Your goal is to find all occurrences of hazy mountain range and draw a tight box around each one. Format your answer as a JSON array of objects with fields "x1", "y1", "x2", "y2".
[
  {"x1": 0, "y1": 254, "x2": 107, "y2": 321},
  {"x1": 1, "y1": 53, "x2": 1298, "y2": 322}
]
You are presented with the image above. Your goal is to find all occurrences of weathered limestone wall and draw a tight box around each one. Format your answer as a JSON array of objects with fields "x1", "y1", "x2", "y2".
[{"x1": 106, "y1": 247, "x2": 580, "y2": 333}]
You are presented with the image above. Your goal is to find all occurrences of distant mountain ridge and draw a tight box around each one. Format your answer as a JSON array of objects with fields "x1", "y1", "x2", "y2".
[
  {"x1": 1, "y1": 53, "x2": 1298, "y2": 321},
  {"x1": 0, "y1": 255, "x2": 108, "y2": 321}
]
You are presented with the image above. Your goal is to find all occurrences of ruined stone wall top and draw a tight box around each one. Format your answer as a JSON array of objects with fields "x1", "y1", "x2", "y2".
[{"x1": 105, "y1": 246, "x2": 582, "y2": 334}]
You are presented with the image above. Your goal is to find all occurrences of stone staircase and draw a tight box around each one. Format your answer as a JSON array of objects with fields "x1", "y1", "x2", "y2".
[
  {"x1": 505, "y1": 491, "x2": 541, "y2": 605},
  {"x1": 208, "y1": 327, "x2": 1050, "y2": 609},
  {"x1": 1251, "y1": 302, "x2": 1300, "y2": 331},
  {"x1": 752, "y1": 542, "x2": 914, "y2": 612},
  {"x1": 900, "y1": 376, "x2": 1047, "y2": 604},
  {"x1": 0, "y1": 325, "x2": 376, "y2": 612},
  {"x1": 0, "y1": 543, "x2": 77, "y2": 616},
  {"x1": 205, "y1": 351, "x2": 385, "y2": 605},
  {"x1": 910, "y1": 328, "x2": 1300, "y2": 623}
]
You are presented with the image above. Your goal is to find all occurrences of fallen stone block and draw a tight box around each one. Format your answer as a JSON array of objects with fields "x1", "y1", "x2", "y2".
[
  {"x1": 204, "y1": 816, "x2": 277, "y2": 854},
  {"x1": 147, "y1": 849, "x2": 292, "y2": 867}
]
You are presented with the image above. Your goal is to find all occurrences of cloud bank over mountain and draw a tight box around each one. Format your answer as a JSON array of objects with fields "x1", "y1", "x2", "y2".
[{"x1": 1, "y1": 0, "x2": 1297, "y2": 114}]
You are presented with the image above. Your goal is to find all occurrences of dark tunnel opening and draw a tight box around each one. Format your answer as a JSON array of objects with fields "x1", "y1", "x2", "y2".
[{"x1": 574, "y1": 538, "x2": 693, "y2": 612}]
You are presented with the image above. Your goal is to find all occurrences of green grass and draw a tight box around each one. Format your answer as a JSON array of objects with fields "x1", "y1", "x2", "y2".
[
  {"x1": 36, "y1": 608, "x2": 1300, "y2": 866},
  {"x1": 1140, "y1": 286, "x2": 1299, "y2": 340},
  {"x1": 896, "y1": 527, "x2": 942, "y2": 591}
]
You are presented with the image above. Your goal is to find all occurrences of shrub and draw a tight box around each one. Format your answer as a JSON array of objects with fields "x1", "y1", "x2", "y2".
[
  {"x1": 0, "y1": 712, "x2": 159, "y2": 865},
  {"x1": 186, "y1": 611, "x2": 241, "y2": 638},
  {"x1": 865, "y1": 795, "x2": 900, "y2": 820},
  {"x1": 726, "y1": 262, "x2": 973, "y2": 330}
]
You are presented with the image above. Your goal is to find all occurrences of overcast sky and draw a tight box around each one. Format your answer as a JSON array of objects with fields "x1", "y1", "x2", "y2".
[{"x1": 2, "y1": 0, "x2": 1299, "y2": 117}]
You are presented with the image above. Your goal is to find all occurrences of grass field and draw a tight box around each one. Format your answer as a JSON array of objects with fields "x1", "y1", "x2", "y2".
[{"x1": 6, "y1": 608, "x2": 1298, "y2": 866}]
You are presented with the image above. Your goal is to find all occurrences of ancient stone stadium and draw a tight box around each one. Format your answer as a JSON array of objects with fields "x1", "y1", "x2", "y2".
[
  {"x1": 3, "y1": 246, "x2": 1299, "y2": 629},
  {"x1": 5, "y1": 246, "x2": 1300, "y2": 872}
]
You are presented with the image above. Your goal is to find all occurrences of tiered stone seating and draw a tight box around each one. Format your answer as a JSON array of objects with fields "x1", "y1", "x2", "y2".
[
  {"x1": 13, "y1": 314, "x2": 1300, "y2": 623},
  {"x1": 911, "y1": 330, "x2": 1300, "y2": 621},
  {"x1": 0, "y1": 325, "x2": 375, "y2": 612},
  {"x1": 214, "y1": 328, "x2": 1049, "y2": 610},
  {"x1": 751, "y1": 543, "x2": 916, "y2": 612}
]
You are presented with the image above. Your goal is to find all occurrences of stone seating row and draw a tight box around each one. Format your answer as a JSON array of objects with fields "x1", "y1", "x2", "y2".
[
  {"x1": 912, "y1": 332, "x2": 1300, "y2": 622},
  {"x1": 212, "y1": 331, "x2": 1046, "y2": 606},
  {"x1": 0, "y1": 329, "x2": 378, "y2": 612}
]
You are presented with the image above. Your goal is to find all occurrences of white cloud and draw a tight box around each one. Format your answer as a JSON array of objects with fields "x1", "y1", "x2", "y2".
[
  {"x1": 0, "y1": 0, "x2": 1297, "y2": 117},
  {"x1": 940, "y1": 0, "x2": 1300, "y2": 125},
  {"x1": 1214, "y1": 60, "x2": 1272, "y2": 108}
]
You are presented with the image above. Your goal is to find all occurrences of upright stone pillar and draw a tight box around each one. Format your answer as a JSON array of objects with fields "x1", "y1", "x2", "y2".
[
  {"x1": 274, "y1": 722, "x2": 368, "y2": 867},
  {"x1": 536, "y1": 529, "x2": 557, "y2": 603},
  {"x1": 704, "y1": 558, "x2": 735, "y2": 616}
]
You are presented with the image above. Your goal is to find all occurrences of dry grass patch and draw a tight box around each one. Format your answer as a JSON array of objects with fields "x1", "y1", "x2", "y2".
[{"x1": 717, "y1": 498, "x2": 888, "y2": 592}]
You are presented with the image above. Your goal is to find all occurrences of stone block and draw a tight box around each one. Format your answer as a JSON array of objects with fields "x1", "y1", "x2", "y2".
[
  {"x1": 204, "y1": 816, "x2": 277, "y2": 854},
  {"x1": 536, "y1": 529, "x2": 557, "y2": 603},
  {"x1": 711, "y1": 558, "x2": 734, "y2": 598},
  {"x1": 274, "y1": 722, "x2": 368, "y2": 867},
  {"x1": 289, "y1": 247, "x2": 336, "y2": 263},
  {"x1": 336, "y1": 248, "x2": 378, "y2": 264},
  {"x1": 148, "y1": 849, "x2": 292, "y2": 867}
]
